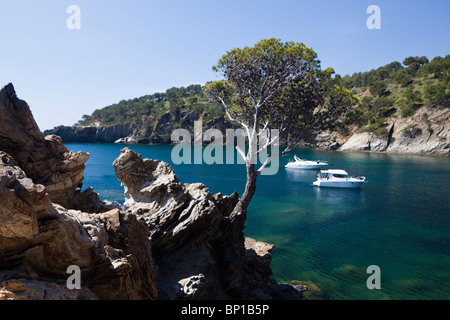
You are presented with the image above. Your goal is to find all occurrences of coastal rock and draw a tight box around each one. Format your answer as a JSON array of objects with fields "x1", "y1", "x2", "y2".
[
  {"x1": 0, "y1": 83, "x2": 115, "y2": 212},
  {"x1": 339, "y1": 131, "x2": 389, "y2": 152},
  {"x1": 113, "y1": 148, "x2": 234, "y2": 299},
  {"x1": 0, "y1": 151, "x2": 158, "y2": 300},
  {"x1": 44, "y1": 123, "x2": 134, "y2": 144},
  {"x1": 45, "y1": 107, "x2": 234, "y2": 146},
  {"x1": 0, "y1": 279, "x2": 96, "y2": 300},
  {"x1": 113, "y1": 147, "x2": 301, "y2": 299},
  {"x1": 339, "y1": 105, "x2": 449, "y2": 156},
  {"x1": 115, "y1": 136, "x2": 137, "y2": 144}
]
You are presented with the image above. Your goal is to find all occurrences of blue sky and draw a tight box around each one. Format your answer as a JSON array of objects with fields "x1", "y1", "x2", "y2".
[{"x1": 0, "y1": 0, "x2": 449, "y2": 130}]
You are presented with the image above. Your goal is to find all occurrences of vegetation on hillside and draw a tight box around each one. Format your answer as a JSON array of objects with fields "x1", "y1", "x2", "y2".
[
  {"x1": 339, "y1": 55, "x2": 450, "y2": 137},
  {"x1": 76, "y1": 54, "x2": 449, "y2": 139},
  {"x1": 78, "y1": 84, "x2": 222, "y2": 127}
]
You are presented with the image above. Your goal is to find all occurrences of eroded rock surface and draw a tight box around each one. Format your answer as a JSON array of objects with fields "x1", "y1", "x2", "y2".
[
  {"x1": 0, "y1": 83, "x2": 116, "y2": 212},
  {"x1": 339, "y1": 105, "x2": 449, "y2": 155},
  {"x1": 113, "y1": 147, "x2": 303, "y2": 299},
  {"x1": 0, "y1": 151, "x2": 158, "y2": 300}
]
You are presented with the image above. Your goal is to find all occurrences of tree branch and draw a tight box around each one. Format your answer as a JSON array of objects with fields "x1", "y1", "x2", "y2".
[
  {"x1": 217, "y1": 96, "x2": 252, "y2": 140},
  {"x1": 236, "y1": 145, "x2": 247, "y2": 162}
]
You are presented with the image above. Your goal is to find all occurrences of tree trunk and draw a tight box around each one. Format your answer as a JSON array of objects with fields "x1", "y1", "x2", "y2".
[
  {"x1": 228, "y1": 162, "x2": 258, "y2": 232},
  {"x1": 209, "y1": 162, "x2": 258, "y2": 296}
]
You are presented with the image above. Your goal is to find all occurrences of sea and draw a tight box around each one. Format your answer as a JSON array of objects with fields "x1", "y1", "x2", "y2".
[{"x1": 66, "y1": 143, "x2": 450, "y2": 300}]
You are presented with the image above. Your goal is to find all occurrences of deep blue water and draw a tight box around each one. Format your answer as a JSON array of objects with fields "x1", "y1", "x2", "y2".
[{"x1": 66, "y1": 143, "x2": 450, "y2": 300}]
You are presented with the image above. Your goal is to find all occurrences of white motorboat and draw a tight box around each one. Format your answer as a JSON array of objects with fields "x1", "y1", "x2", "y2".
[
  {"x1": 313, "y1": 169, "x2": 367, "y2": 188},
  {"x1": 285, "y1": 155, "x2": 328, "y2": 170}
]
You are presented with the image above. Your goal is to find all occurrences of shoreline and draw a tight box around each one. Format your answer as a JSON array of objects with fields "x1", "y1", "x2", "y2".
[{"x1": 62, "y1": 141, "x2": 450, "y2": 158}]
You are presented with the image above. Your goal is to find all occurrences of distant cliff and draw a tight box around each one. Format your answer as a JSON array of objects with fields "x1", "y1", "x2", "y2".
[
  {"x1": 313, "y1": 104, "x2": 449, "y2": 156},
  {"x1": 45, "y1": 123, "x2": 135, "y2": 143},
  {"x1": 338, "y1": 104, "x2": 449, "y2": 156},
  {"x1": 45, "y1": 109, "x2": 232, "y2": 144}
]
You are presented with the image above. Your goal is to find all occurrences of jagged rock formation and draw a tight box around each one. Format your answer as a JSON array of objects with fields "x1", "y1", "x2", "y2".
[
  {"x1": 0, "y1": 83, "x2": 304, "y2": 300},
  {"x1": 0, "y1": 83, "x2": 117, "y2": 212},
  {"x1": 0, "y1": 151, "x2": 158, "y2": 300},
  {"x1": 113, "y1": 147, "x2": 302, "y2": 299}
]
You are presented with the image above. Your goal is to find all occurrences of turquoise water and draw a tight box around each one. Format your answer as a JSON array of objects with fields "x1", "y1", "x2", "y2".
[{"x1": 66, "y1": 143, "x2": 450, "y2": 300}]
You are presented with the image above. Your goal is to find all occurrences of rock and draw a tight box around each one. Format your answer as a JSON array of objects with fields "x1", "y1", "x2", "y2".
[
  {"x1": 339, "y1": 105, "x2": 449, "y2": 156},
  {"x1": 0, "y1": 151, "x2": 58, "y2": 245},
  {"x1": 46, "y1": 107, "x2": 235, "y2": 146},
  {"x1": 45, "y1": 123, "x2": 134, "y2": 144},
  {"x1": 113, "y1": 148, "x2": 231, "y2": 299},
  {"x1": 382, "y1": 106, "x2": 449, "y2": 155},
  {"x1": 0, "y1": 83, "x2": 116, "y2": 212},
  {"x1": 339, "y1": 132, "x2": 387, "y2": 152},
  {"x1": 112, "y1": 147, "x2": 287, "y2": 299},
  {"x1": 0, "y1": 151, "x2": 158, "y2": 300},
  {"x1": 0, "y1": 279, "x2": 96, "y2": 300},
  {"x1": 270, "y1": 283, "x2": 306, "y2": 300}
]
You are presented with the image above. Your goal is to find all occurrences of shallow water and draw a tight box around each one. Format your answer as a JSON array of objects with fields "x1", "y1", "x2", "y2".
[{"x1": 66, "y1": 143, "x2": 450, "y2": 300}]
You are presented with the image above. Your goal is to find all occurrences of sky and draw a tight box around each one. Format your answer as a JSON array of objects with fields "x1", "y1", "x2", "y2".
[{"x1": 0, "y1": 0, "x2": 449, "y2": 131}]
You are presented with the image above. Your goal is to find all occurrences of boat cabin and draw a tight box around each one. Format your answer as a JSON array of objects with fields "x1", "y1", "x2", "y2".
[{"x1": 319, "y1": 169, "x2": 349, "y2": 179}]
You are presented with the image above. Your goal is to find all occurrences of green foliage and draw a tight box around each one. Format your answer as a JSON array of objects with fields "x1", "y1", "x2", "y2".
[
  {"x1": 339, "y1": 53, "x2": 450, "y2": 132},
  {"x1": 325, "y1": 85, "x2": 358, "y2": 111},
  {"x1": 394, "y1": 69, "x2": 413, "y2": 87},
  {"x1": 362, "y1": 121, "x2": 389, "y2": 138},
  {"x1": 341, "y1": 54, "x2": 450, "y2": 92},
  {"x1": 343, "y1": 108, "x2": 364, "y2": 125},
  {"x1": 403, "y1": 56, "x2": 429, "y2": 66},
  {"x1": 369, "y1": 80, "x2": 388, "y2": 97},
  {"x1": 403, "y1": 87, "x2": 423, "y2": 105},
  {"x1": 424, "y1": 82, "x2": 450, "y2": 105},
  {"x1": 399, "y1": 102, "x2": 417, "y2": 117},
  {"x1": 207, "y1": 38, "x2": 351, "y2": 137},
  {"x1": 76, "y1": 84, "x2": 216, "y2": 126}
]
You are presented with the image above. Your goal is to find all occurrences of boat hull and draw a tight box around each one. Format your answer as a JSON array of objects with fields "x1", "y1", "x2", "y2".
[
  {"x1": 285, "y1": 163, "x2": 328, "y2": 170},
  {"x1": 313, "y1": 179, "x2": 366, "y2": 188}
]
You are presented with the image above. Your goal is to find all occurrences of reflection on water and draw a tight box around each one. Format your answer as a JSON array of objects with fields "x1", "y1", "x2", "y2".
[
  {"x1": 284, "y1": 167, "x2": 318, "y2": 182},
  {"x1": 313, "y1": 185, "x2": 366, "y2": 208}
]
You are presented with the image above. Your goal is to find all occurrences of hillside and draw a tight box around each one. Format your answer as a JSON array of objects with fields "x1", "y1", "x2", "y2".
[
  {"x1": 328, "y1": 54, "x2": 450, "y2": 155},
  {"x1": 338, "y1": 54, "x2": 450, "y2": 137},
  {"x1": 45, "y1": 55, "x2": 450, "y2": 155},
  {"x1": 78, "y1": 84, "x2": 222, "y2": 127}
]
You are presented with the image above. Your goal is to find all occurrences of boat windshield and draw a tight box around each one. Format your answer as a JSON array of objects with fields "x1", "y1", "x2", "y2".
[
  {"x1": 320, "y1": 172, "x2": 349, "y2": 179},
  {"x1": 332, "y1": 174, "x2": 348, "y2": 178}
]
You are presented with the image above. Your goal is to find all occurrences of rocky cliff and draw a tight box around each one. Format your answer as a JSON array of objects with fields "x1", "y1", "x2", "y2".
[
  {"x1": 45, "y1": 109, "x2": 230, "y2": 145},
  {"x1": 45, "y1": 123, "x2": 134, "y2": 144},
  {"x1": 0, "y1": 150, "x2": 159, "y2": 299},
  {"x1": 338, "y1": 105, "x2": 449, "y2": 156},
  {"x1": 0, "y1": 83, "x2": 118, "y2": 212},
  {"x1": 0, "y1": 83, "x2": 304, "y2": 300}
]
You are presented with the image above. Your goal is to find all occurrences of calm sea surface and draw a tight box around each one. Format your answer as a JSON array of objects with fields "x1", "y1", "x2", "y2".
[{"x1": 66, "y1": 143, "x2": 450, "y2": 300}]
